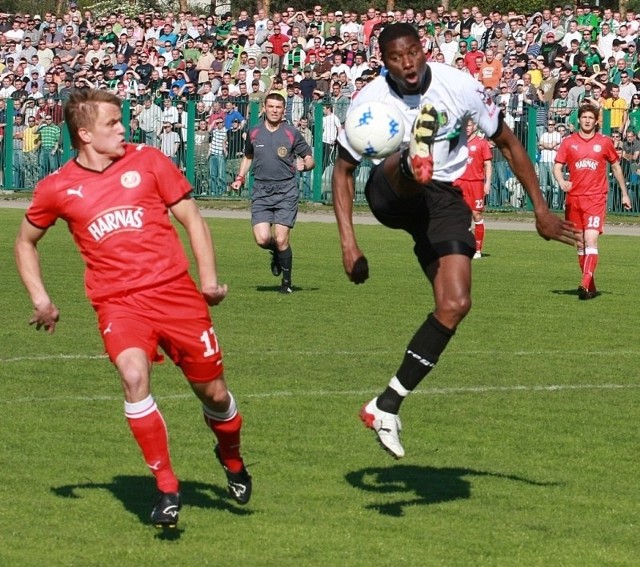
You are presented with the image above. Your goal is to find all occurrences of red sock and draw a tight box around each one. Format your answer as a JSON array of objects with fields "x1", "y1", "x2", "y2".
[
  {"x1": 578, "y1": 251, "x2": 585, "y2": 272},
  {"x1": 204, "y1": 396, "x2": 244, "y2": 473},
  {"x1": 474, "y1": 220, "x2": 485, "y2": 252},
  {"x1": 125, "y1": 396, "x2": 179, "y2": 493},
  {"x1": 580, "y1": 249, "x2": 599, "y2": 291}
]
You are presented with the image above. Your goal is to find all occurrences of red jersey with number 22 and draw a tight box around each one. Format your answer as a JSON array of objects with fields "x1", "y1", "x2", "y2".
[
  {"x1": 554, "y1": 132, "x2": 618, "y2": 197},
  {"x1": 26, "y1": 144, "x2": 192, "y2": 303},
  {"x1": 457, "y1": 135, "x2": 492, "y2": 182}
]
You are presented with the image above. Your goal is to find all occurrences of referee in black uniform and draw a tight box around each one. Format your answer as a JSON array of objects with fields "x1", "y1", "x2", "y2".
[{"x1": 231, "y1": 93, "x2": 315, "y2": 293}]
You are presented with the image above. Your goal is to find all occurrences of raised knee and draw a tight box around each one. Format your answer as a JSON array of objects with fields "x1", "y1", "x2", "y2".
[
  {"x1": 197, "y1": 379, "x2": 231, "y2": 409},
  {"x1": 437, "y1": 295, "x2": 472, "y2": 326},
  {"x1": 208, "y1": 389, "x2": 229, "y2": 406},
  {"x1": 274, "y1": 235, "x2": 289, "y2": 249},
  {"x1": 120, "y1": 366, "x2": 147, "y2": 388},
  {"x1": 255, "y1": 235, "x2": 271, "y2": 248}
]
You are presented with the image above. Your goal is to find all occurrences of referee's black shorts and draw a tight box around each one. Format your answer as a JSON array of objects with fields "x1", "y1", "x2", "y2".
[{"x1": 364, "y1": 163, "x2": 476, "y2": 271}]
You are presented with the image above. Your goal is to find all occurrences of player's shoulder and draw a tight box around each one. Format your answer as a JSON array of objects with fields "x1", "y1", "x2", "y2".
[
  {"x1": 594, "y1": 131, "x2": 612, "y2": 142},
  {"x1": 124, "y1": 142, "x2": 168, "y2": 162},
  {"x1": 33, "y1": 167, "x2": 63, "y2": 196},
  {"x1": 280, "y1": 120, "x2": 297, "y2": 134},
  {"x1": 429, "y1": 62, "x2": 485, "y2": 99},
  {"x1": 347, "y1": 77, "x2": 409, "y2": 116},
  {"x1": 434, "y1": 62, "x2": 478, "y2": 81},
  {"x1": 36, "y1": 157, "x2": 78, "y2": 193},
  {"x1": 478, "y1": 135, "x2": 492, "y2": 148},
  {"x1": 249, "y1": 121, "x2": 265, "y2": 135},
  {"x1": 29, "y1": 156, "x2": 86, "y2": 214},
  {"x1": 125, "y1": 142, "x2": 158, "y2": 155}
]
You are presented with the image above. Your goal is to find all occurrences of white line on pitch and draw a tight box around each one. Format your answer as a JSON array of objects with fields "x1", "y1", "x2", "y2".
[
  {"x1": 1, "y1": 383, "x2": 638, "y2": 405},
  {"x1": 2, "y1": 350, "x2": 639, "y2": 364}
]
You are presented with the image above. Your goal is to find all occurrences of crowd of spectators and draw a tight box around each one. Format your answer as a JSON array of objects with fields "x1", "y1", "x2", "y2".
[{"x1": 0, "y1": 3, "x2": 639, "y2": 207}]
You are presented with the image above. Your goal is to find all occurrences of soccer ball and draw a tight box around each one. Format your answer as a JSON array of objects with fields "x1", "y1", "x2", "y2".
[{"x1": 344, "y1": 101, "x2": 405, "y2": 159}]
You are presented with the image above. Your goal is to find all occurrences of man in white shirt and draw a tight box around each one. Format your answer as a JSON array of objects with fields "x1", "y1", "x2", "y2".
[
  {"x1": 625, "y1": 10, "x2": 640, "y2": 34},
  {"x1": 618, "y1": 70, "x2": 637, "y2": 104},
  {"x1": 349, "y1": 52, "x2": 370, "y2": 82},
  {"x1": 538, "y1": 119, "x2": 563, "y2": 209},
  {"x1": 0, "y1": 75, "x2": 16, "y2": 98},
  {"x1": 321, "y1": 102, "x2": 341, "y2": 170},
  {"x1": 562, "y1": 20, "x2": 582, "y2": 49},
  {"x1": 470, "y1": 13, "x2": 487, "y2": 43},
  {"x1": 4, "y1": 19, "x2": 25, "y2": 42},
  {"x1": 161, "y1": 97, "x2": 179, "y2": 124},
  {"x1": 598, "y1": 23, "x2": 615, "y2": 60},
  {"x1": 330, "y1": 52, "x2": 350, "y2": 76},
  {"x1": 439, "y1": 30, "x2": 459, "y2": 65},
  {"x1": 339, "y1": 12, "x2": 361, "y2": 39}
]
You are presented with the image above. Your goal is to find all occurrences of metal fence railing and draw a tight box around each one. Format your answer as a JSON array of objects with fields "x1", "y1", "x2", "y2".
[{"x1": 1, "y1": 96, "x2": 636, "y2": 214}]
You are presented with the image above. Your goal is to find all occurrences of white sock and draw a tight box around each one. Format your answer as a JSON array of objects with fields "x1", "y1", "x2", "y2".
[
  {"x1": 203, "y1": 392, "x2": 237, "y2": 422},
  {"x1": 389, "y1": 376, "x2": 410, "y2": 397}
]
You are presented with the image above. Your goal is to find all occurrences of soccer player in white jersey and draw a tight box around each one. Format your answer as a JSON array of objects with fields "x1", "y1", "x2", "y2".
[{"x1": 332, "y1": 24, "x2": 582, "y2": 459}]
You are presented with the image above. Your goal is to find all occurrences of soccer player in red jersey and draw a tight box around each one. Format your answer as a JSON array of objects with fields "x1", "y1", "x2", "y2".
[
  {"x1": 14, "y1": 90, "x2": 251, "y2": 529},
  {"x1": 553, "y1": 103, "x2": 632, "y2": 300},
  {"x1": 453, "y1": 121, "x2": 493, "y2": 259}
]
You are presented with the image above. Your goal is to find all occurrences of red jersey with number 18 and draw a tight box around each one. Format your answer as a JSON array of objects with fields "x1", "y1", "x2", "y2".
[
  {"x1": 26, "y1": 144, "x2": 192, "y2": 303},
  {"x1": 554, "y1": 132, "x2": 619, "y2": 197}
]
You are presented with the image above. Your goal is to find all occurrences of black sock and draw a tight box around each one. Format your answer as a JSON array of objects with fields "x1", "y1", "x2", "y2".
[
  {"x1": 377, "y1": 313, "x2": 455, "y2": 413},
  {"x1": 278, "y1": 246, "x2": 292, "y2": 285}
]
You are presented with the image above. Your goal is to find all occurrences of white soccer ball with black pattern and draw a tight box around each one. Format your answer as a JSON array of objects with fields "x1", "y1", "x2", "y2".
[{"x1": 344, "y1": 101, "x2": 405, "y2": 159}]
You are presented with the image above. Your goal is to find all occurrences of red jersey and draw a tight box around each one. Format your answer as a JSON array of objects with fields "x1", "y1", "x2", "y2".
[
  {"x1": 457, "y1": 134, "x2": 492, "y2": 182},
  {"x1": 554, "y1": 132, "x2": 619, "y2": 197},
  {"x1": 27, "y1": 144, "x2": 192, "y2": 303}
]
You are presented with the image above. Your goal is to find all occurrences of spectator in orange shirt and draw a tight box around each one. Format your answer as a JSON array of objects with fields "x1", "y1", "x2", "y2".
[{"x1": 478, "y1": 48, "x2": 502, "y2": 92}]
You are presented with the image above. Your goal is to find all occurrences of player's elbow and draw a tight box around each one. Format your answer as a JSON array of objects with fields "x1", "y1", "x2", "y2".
[{"x1": 333, "y1": 154, "x2": 357, "y2": 176}]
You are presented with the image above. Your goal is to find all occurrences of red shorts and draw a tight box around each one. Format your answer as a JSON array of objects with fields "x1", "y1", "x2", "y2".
[
  {"x1": 565, "y1": 194, "x2": 607, "y2": 234},
  {"x1": 456, "y1": 179, "x2": 485, "y2": 212},
  {"x1": 94, "y1": 274, "x2": 223, "y2": 383}
]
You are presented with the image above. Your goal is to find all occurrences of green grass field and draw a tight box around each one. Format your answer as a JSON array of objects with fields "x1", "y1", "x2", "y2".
[{"x1": 0, "y1": 207, "x2": 638, "y2": 566}]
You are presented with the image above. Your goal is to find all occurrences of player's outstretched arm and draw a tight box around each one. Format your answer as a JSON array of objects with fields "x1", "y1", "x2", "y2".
[
  {"x1": 14, "y1": 218, "x2": 60, "y2": 334},
  {"x1": 493, "y1": 124, "x2": 582, "y2": 248},
  {"x1": 170, "y1": 197, "x2": 228, "y2": 306},
  {"x1": 331, "y1": 150, "x2": 369, "y2": 284}
]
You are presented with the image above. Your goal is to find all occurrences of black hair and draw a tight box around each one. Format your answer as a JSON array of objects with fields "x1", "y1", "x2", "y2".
[
  {"x1": 379, "y1": 23, "x2": 420, "y2": 57},
  {"x1": 265, "y1": 92, "x2": 286, "y2": 105}
]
